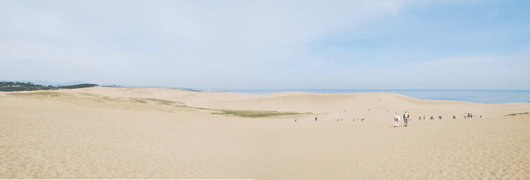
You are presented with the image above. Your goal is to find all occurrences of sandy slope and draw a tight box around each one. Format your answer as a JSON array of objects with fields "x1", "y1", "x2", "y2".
[{"x1": 0, "y1": 87, "x2": 529, "y2": 179}]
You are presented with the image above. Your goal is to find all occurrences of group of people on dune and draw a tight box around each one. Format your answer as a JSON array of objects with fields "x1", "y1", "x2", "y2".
[
  {"x1": 464, "y1": 113, "x2": 480, "y2": 119},
  {"x1": 295, "y1": 111, "x2": 480, "y2": 124},
  {"x1": 394, "y1": 111, "x2": 410, "y2": 127},
  {"x1": 294, "y1": 116, "x2": 365, "y2": 122},
  {"x1": 417, "y1": 115, "x2": 440, "y2": 120},
  {"x1": 394, "y1": 111, "x2": 482, "y2": 127}
]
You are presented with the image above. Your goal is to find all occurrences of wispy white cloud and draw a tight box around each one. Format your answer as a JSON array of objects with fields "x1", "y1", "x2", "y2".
[
  {"x1": 0, "y1": 0, "x2": 412, "y2": 86},
  {"x1": 417, "y1": 55, "x2": 497, "y2": 67},
  {"x1": 326, "y1": 54, "x2": 529, "y2": 89}
]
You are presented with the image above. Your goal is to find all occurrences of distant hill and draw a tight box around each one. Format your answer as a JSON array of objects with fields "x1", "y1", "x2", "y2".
[
  {"x1": 17, "y1": 80, "x2": 89, "y2": 86},
  {"x1": 0, "y1": 81, "x2": 98, "y2": 91}
]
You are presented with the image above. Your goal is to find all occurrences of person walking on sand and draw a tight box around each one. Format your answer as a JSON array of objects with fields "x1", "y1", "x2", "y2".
[
  {"x1": 295, "y1": 116, "x2": 297, "y2": 122},
  {"x1": 394, "y1": 113, "x2": 400, "y2": 128},
  {"x1": 423, "y1": 115, "x2": 426, "y2": 120},
  {"x1": 404, "y1": 111, "x2": 409, "y2": 127},
  {"x1": 315, "y1": 117, "x2": 317, "y2": 122}
]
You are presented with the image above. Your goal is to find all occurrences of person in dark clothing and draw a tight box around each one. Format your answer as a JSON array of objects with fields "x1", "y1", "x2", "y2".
[{"x1": 403, "y1": 111, "x2": 409, "y2": 127}]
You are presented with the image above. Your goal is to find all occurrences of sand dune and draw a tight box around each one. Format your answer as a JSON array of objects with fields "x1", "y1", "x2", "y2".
[{"x1": 1, "y1": 87, "x2": 529, "y2": 179}]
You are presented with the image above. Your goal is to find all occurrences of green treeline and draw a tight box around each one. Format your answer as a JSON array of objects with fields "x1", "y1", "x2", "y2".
[{"x1": 0, "y1": 81, "x2": 98, "y2": 91}]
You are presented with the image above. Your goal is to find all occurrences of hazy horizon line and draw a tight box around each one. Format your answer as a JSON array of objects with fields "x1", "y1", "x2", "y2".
[
  {"x1": 3, "y1": 80, "x2": 529, "y2": 91},
  {"x1": 110, "y1": 86, "x2": 530, "y2": 92}
]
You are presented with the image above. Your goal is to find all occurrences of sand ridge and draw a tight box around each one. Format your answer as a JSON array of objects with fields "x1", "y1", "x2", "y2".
[{"x1": 1, "y1": 87, "x2": 529, "y2": 179}]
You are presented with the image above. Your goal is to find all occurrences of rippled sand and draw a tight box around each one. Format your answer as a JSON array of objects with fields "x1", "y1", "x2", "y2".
[{"x1": 1, "y1": 87, "x2": 529, "y2": 179}]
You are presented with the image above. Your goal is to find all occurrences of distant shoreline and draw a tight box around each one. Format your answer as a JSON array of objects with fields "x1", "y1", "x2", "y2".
[
  {"x1": 199, "y1": 89, "x2": 530, "y2": 104},
  {"x1": 2, "y1": 81, "x2": 529, "y2": 104}
]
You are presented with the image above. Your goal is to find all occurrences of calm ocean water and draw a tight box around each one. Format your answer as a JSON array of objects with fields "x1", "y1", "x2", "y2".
[{"x1": 206, "y1": 89, "x2": 530, "y2": 104}]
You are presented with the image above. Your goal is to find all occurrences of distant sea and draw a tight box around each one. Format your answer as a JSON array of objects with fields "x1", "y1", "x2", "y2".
[{"x1": 203, "y1": 89, "x2": 530, "y2": 104}]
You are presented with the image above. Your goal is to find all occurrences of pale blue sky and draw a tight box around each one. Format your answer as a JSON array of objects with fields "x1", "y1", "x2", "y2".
[{"x1": 1, "y1": 0, "x2": 529, "y2": 89}]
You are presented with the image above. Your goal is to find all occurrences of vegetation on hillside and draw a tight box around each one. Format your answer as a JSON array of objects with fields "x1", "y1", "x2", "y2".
[
  {"x1": 0, "y1": 81, "x2": 98, "y2": 91},
  {"x1": 211, "y1": 109, "x2": 300, "y2": 118},
  {"x1": 505, "y1": 112, "x2": 529, "y2": 116}
]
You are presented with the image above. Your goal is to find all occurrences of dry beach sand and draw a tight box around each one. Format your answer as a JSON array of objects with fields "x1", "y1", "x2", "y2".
[{"x1": 1, "y1": 87, "x2": 529, "y2": 179}]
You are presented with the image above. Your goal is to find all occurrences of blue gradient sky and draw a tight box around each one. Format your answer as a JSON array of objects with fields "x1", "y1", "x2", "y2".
[{"x1": 1, "y1": 0, "x2": 529, "y2": 89}]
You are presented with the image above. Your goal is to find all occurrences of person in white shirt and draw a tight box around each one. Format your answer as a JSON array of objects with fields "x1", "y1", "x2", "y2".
[{"x1": 394, "y1": 113, "x2": 400, "y2": 128}]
